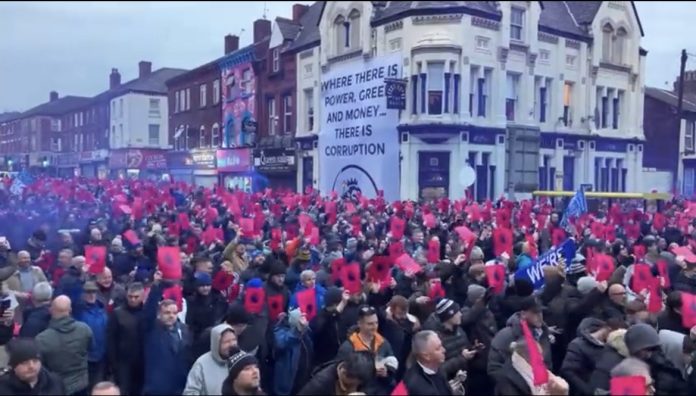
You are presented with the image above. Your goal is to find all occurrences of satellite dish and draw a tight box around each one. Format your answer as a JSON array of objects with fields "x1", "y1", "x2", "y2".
[{"x1": 459, "y1": 166, "x2": 476, "y2": 187}]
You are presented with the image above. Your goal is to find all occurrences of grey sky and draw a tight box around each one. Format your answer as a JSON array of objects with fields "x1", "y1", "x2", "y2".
[{"x1": 0, "y1": 1, "x2": 694, "y2": 112}]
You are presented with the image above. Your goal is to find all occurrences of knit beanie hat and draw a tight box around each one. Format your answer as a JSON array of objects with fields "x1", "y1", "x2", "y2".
[
  {"x1": 567, "y1": 253, "x2": 586, "y2": 275},
  {"x1": 7, "y1": 338, "x2": 41, "y2": 368},
  {"x1": 467, "y1": 284, "x2": 487, "y2": 304},
  {"x1": 324, "y1": 286, "x2": 343, "y2": 308},
  {"x1": 625, "y1": 323, "x2": 661, "y2": 355},
  {"x1": 577, "y1": 276, "x2": 598, "y2": 295},
  {"x1": 436, "y1": 298, "x2": 461, "y2": 323},
  {"x1": 269, "y1": 261, "x2": 287, "y2": 277},
  {"x1": 194, "y1": 272, "x2": 212, "y2": 287},
  {"x1": 227, "y1": 348, "x2": 259, "y2": 382}
]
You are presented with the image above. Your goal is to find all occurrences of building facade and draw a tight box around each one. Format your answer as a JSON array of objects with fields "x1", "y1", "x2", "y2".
[{"x1": 301, "y1": 0, "x2": 647, "y2": 200}]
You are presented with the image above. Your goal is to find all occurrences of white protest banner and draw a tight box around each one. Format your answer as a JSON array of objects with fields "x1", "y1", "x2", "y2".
[{"x1": 319, "y1": 54, "x2": 401, "y2": 201}]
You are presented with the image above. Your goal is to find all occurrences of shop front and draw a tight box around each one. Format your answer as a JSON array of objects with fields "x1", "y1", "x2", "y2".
[
  {"x1": 166, "y1": 149, "x2": 218, "y2": 188},
  {"x1": 79, "y1": 149, "x2": 109, "y2": 179},
  {"x1": 216, "y1": 148, "x2": 254, "y2": 192},
  {"x1": 54, "y1": 152, "x2": 79, "y2": 178},
  {"x1": 253, "y1": 147, "x2": 297, "y2": 192},
  {"x1": 109, "y1": 149, "x2": 168, "y2": 180}
]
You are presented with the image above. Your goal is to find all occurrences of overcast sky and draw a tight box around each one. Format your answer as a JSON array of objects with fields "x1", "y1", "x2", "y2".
[{"x1": 0, "y1": 1, "x2": 694, "y2": 112}]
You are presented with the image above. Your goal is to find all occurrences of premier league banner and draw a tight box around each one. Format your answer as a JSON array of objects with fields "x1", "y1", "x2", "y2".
[
  {"x1": 319, "y1": 54, "x2": 401, "y2": 201},
  {"x1": 515, "y1": 239, "x2": 576, "y2": 290}
]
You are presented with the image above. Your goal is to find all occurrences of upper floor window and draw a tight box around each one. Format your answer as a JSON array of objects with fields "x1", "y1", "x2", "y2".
[
  {"x1": 272, "y1": 48, "x2": 280, "y2": 72},
  {"x1": 213, "y1": 79, "x2": 220, "y2": 104},
  {"x1": 427, "y1": 62, "x2": 444, "y2": 115},
  {"x1": 283, "y1": 94, "x2": 293, "y2": 134},
  {"x1": 149, "y1": 98, "x2": 160, "y2": 116},
  {"x1": 348, "y1": 9, "x2": 360, "y2": 49},
  {"x1": 476, "y1": 36, "x2": 490, "y2": 51},
  {"x1": 506, "y1": 73, "x2": 520, "y2": 121},
  {"x1": 268, "y1": 98, "x2": 277, "y2": 135},
  {"x1": 119, "y1": 98, "x2": 123, "y2": 117},
  {"x1": 602, "y1": 23, "x2": 614, "y2": 62},
  {"x1": 200, "y1": 84, "x2": 207, "y2": 108},
  {"x1": 566, "y1": 55, "x2": 576, "y2": 67},
  {"x1": 211, "y1": 123, "x2": 220, "y2": 148},
  {"x1": 335, "y1": 15, "x2": 347, "y2": 50},
  {"x1": 563, "y1": 82, "x2": 574, "y2": 127},
  {"x1": 241, "y1": 69, "x2": 253, "y2": 95},
  {"x1": 225, "y1": 75, "x2": 236, "y2": 100},
  {"x1": 510, "y1": 7, "x2": 525, "y2": 41},
  {"x1": 613, "y1": 27, "x2": 627, "y2": 65},
  {"x1": 686, "y1": 121, "x2": 696, "y2": 152},
  {"x1": 175, "y1": 91, "x2": 180, "y2": 113},
  {"x1": 185, "y1": 88, "x2": 191, "y2": 110},
  {"x1": 304, "y1": 88, "x2": 314, "y2": 132}
]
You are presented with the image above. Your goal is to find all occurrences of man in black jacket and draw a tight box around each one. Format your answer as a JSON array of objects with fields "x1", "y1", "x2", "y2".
[
  {"x1": 19, "y1": 282, "x2": 53, "y2": 338},
  {"x1": 106, "y1": 282, "x2": 145, "y2": 396},
  {"x1": 309, "y1": 287, "x2": 346, "y2": 367},
  {"x1": 0, "y1": 338, "x2": 65, "y2": 395},
  {"x1": 298, "y1": 350, "x2": 375, "y2": 395},
  {"x1": 560, "y1": 318, "x2": 610, "y2": 395},
  {"x1": 403, "y1": 330, "x2": 452, "y2": 395}
]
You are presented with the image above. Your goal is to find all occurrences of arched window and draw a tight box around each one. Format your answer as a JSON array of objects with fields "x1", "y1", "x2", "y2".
[
  {"x1": 334, "y1": 15, "x2": 346, "y2": 51},
  {"x1": 211, "y1": 123, "x2": 220, "y2": 148},
  {"x1": 199, "y1": 125, "x2": 206, "y2": 148},
  {"x1": 614, "y1": 27, "x2": 627, "y2": 64},
  {"x1": 349, "y1": 9, "x2": 360, "y2": 49},
  {"x1": 602, "y1": 23, "x2": 614, "y2": 62}
]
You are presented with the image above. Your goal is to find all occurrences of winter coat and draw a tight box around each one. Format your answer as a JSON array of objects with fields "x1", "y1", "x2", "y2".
[
  {"x1": 5, "y1": 265, "x2": 46, "y2": 293},
  {"x1": 297, "y1": 361, "x2": 347, "y2": 395},
  {"x1": 423, "y1": 313, "x2": 472, "y2": 379},
  {"x1": 309, "y1": 307, "x2": 342, "y2": 367},
  {"x1": 377, "y1": 306, "x2": 418, "y2": 378},
  {"x1": 493, "y1": 360, "x2": 532, "y2": 396},
  {"x1": 19, "y1": 304, "x2": 50, "y2": 338},
  {"x1": 273, "y1": 319, "x2": 314, "y2": 395},
  {"x1": 142, "y1": 283, "x2": 192, "y2": 395},
  {"x1": 337, "y1": 330, "x2": 398, "y2": 394},
  {"x1": 649, "y1": 350, "x2": 689, "y2": 395},
  {"x1": 96, "y1": 282, "x2": 127, "y2": 309},
  {"x1": 106, "y1": 303, "x2": 145, "y2": 396},
  {"x1": 183, "y1": 323, "x2": 234, "y2": 396},
  {"x1": 403, "y1": 362, "x2": 453, "y2": 396},
  {"x1": 657, "y1": 309, "x2": 688, "y2": 334},
  {"x1": 54, "y1": 266, "x2": 84, "y2": 304},
  {"x1": 0, "y1": 367, "x2": 66, "y2": 396},
  {"x1": 460, "y1": 301, "x2": 498, "y2": 372},
  {"x1": 110, "y1": 251, "x2": 134, "y2": 281},
  {"x1": 35, "y1": 316, "x2": 93, "y2": 395},
  {"x1": 589, "y1": 329, "x2": 629, "y2": 393},
  {"x1": 560, "y1": 318, "x2": 607, "y2": 395},
  {"x1": 185, "y1": 290, "x2": 228, "y2": 341},
  {"x1": 487, "y1": 312, "x2": 553, "y2": 381},
  {"x1": 74, "y1": 300, "x2": 108, "y2": 362},
  {"x1": 673, "y1": 271, "x2": 696, "y2": 294}
]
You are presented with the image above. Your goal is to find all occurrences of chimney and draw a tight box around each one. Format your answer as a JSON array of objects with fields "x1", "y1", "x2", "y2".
[
  {"x1": 110, "y1": 68, "x2": 121, "y2": 89},
  {"x1": 292, "y1": 4, "x2": 309, "y2": 22},
  {"x1": 253, "y1": 19, "x2": 272, "y2": 43},
  {"x1": 225, "y1": 34, "x2": 239, "y2": 55},
  {"x1": 138, "y1": 61, "x2": 152, "y2": 78},
  {"x1": 49, "y1": 91, "x2": 59, "y2": 102}
]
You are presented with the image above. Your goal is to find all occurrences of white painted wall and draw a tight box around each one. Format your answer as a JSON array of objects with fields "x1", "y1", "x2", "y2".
[{"x1": 110, "y1": 92, "x2": 170, "y2": 149}]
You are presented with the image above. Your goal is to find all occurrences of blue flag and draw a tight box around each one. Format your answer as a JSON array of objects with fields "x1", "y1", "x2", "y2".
[
  {"x1": 560, "y1": 187, "x2": 588, "y2": 227},
  {"x1": 514, "y1": 239, "x2": 576, "y2": 290}
]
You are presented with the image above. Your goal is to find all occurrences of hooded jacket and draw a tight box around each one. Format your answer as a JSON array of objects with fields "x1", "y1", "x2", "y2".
[
  {"x1": 660, "y1": 330, "x2": 688, "y2": 375},
  {"x1": 560, "y1": 318, "x2": 607, "y2": 395},
  {"x1": 589, "y1": 329, "x2": 629, "y2": 393},
  {"x1": 487, "y1": 312, "x2": 552, "y2": 381},
  {"x1": 35, "y1": 315, "x2": 93, "y2": 394},
  {"x1": 183, "y1": 323, "x2": 234, "y2": 395}
]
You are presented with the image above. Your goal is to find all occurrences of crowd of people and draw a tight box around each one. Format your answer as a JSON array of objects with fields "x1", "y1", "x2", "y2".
[{"x1": 0, "y1": 176, "x2": 694, "y2": 395}]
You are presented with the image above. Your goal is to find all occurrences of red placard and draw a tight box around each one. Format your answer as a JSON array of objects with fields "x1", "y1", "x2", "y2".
[
  {"x1": 657, "y1": 259, "x2": 670, "y2": 289},
  {"x1": 391, "y1": 381, "x2": 409, "y2": 396},
  {"x1": 309, "y1": 227, "x2": 320, "y2": 246},
  {"x1": 296, "y1": 287, "x2": 317, "y2": 321},
  {"x1": 551, "y1": 227, "x2": 566, "y2": 248},
  {"x1": 647, "y1": 277, "x2": 662, "y2": 313},
  {"x1": 157, "y1": 246, "x2": 182, "y2": 280},
  {"x1": 244, "y1": 287, "x2": 266, "y2": 315},
  {"x1": 341, "y1": 262, "x2": 362, "y2": 294},
  {"x1": 388, "y1": 242, "x2": 405, "y2": 260},
  {"x1": 493, "y1": 228, "x2": 513, "y2": 257},
  {"x1": 330, "y1": 258, "x2": 346, "y2": 285},
  {"x1": 682, "y1": 292, "x2": 696, "y2": 328},
  {"x1": 162, "y1": 284, "x2": 183, "y2": 312},
  {"x1": 610, "y1": 376, "x2": 646, "y2": 396},
  {"x1": 122, "y1": 230, "x2": 140, "y2": 246},
  {"x1": 632, "y1": 263, "x2": 654, "y2": 293},
  {"x1": 521, "y1": 319, "x2": 549, "y2": 386},
  {"x1": 267, "y1": 294, "x2": 285, "y2": 322},
  {"x1": 423, "y1": 213, "x2": 436, "y2": 229},
  {"x1": 485, "y1": 264, "x2": 506, "y2": 294},
  {"x1": 367, "y1": 256, "x2": 392, "y2": 284},
  {"x1": 594, "y1": 254, "x2": 615, "y2": 282},
  {"x1": 85, "y1": 245, "x2": 106, "y2": 275},
  {"x1": 428, "y1": 279, "x2": 445, "y2": 300},
  {"x1": 395, "y1": 254, "x2": 422, "y2": 275},
  {"x1": 239, "y1": 218, "x2": 254, "y2": 237},
  {"x1": 427, "y1": 239, "x2": 440, "y2": 263},
  {"x1": 390, "y1": 216, "x2": 406, "y2": 239}
]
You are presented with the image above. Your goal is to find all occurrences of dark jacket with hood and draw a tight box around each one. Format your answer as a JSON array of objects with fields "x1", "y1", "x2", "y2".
[
  {"x1": 185, "y1": 289, "x2": 227, "y2": 341},
  {"x1": 589, "y1": 329, "x2": 630, "y2": 393},
  {"x1": 673, "y1": 271, "x2": 696, "y2": 294},
  {"x1": 106, "y1": 302, "x2": 145, "y2": 395},
  {"x1": 403, "y1": 362, "x2": 453, "y2": 396},
  {"x1": 309, "y1": 307, "x2": 343, "y2": 367},
  {"x1": 19, "y1": 304, "x2": 51, "y2": 338},
  {"x1": 297, "y1": 360, "x2": 370, "y2": 395},
  {"x1": 460, "y1": 298, "x2": 498, "y2": 372},
  {"x1": 487, "y1": 312, "x2": 553, "y2": 381},
  {"x1": 560, "y1": 318, "x2": 607, "y2": 395},
  {"x1": 493, "y1": 359, "x2": 532, "y2": 396},
  {"x1": 657, "y1": 308, "x2": 688, "y2": 334}
]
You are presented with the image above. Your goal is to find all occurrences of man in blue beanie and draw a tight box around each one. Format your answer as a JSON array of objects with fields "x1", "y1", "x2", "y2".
[{"x1": 185, "y1": 271, "x2": 227, "y2": 343}]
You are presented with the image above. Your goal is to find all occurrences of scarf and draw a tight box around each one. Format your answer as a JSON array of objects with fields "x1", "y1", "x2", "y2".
[{"x1": 511, "y1": 351, "x2": 549, "y2": 396}]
